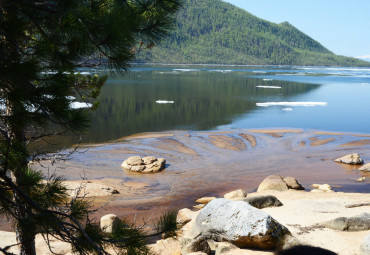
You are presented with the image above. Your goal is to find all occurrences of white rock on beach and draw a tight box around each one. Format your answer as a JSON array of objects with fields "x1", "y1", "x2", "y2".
[
  {"x1": 188, "y1": 198, "x2": 290, "y2": 250},
  {"x1": 223, "y1": 189, "x2": 247, "y2": 199},
  {"x1": 257, "y1": 175, "x2": 289, "y2": 192},
  {"x1": 100, "y1": 214, "x2": 121, "y2": 234},
  {"x1": 361, "y1": 234, "x2": 370, "y2": 255},
  {"x1": 334, "y1": 153, "x2": 364, "y2": 165}
]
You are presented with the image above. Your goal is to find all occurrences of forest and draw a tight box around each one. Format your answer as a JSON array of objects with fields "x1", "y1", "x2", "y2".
[{"x1": 136, "y1": 0, "x2": 370, "y2": 66}]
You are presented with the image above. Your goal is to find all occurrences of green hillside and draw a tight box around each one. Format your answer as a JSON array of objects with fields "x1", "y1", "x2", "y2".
[{"x1": 135, "y1": 0, "x2": 370, "y2": 66}]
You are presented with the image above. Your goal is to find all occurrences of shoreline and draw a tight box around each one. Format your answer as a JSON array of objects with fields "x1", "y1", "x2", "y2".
[{"x1": 14, "y1": 129, "x2": 368, "y2": 229}]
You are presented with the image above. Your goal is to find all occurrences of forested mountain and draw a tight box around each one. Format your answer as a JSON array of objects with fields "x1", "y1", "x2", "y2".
[{"x1": 136, "y1": 0, "x2": 370, "y2": 66}]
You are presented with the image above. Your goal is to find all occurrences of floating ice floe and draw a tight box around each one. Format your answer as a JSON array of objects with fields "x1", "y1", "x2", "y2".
[
  {"x1": 70, "y1": 102, "x2": 93, "y2": 109},
  {"x1": 282, "y1": 108, "x2": 293, "y2": 111},
  {"x1": 253, "y1": 71, "x2": 267, "y2": 73},
  {"x1": 263, "y1": 79, "x2": 273, "y2": 81},
  {"x1": 156, "y1": 100, "x2": 174, "y2": 104},
  {"x1": 173, "y1": 69, "x2": 199, "y2": 72},
  {"x1": 256, "y1": 86, "x2": 281, "y2": 89},
  {"x1": 256, "y1": 102, "x2": 327, "y2": 107}
]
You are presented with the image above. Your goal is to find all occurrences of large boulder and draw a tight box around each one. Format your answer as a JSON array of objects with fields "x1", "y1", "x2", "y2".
[
  {"x1": 322, "y1": 213, "x2": 370, "y2": 231},
  {"x1": 361, "y1": 234, "x2": 370, "y2": 255},
  {"x1": 100, "y1": 214, "x2": 121, "y2": 234},
  {"x1": 243, "y1": 195, "x2": 283, "y2": 209},
  {"x1": 223, "y1": 189, "x2": 247, "y2": 199},
  {"x1": 359, "y1": 163, "x2": 370, "y2": 172},
  {"x1": 257, "y1": 175, "x2": 289, "y2": 192},
  {"x1": 188, "y1": 199, "x2": 290, "y2": 250},
  {"x1": 334, "y1": 153, "x2": 364, "y2": 165},
  {"x1": 121, "y1": 156, "x2": 165, "y2": 173}
]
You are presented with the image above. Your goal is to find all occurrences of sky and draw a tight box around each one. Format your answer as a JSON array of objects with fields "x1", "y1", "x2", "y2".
[{"x1": 223, "y1": 0, "x2": 370, "y2": 58}]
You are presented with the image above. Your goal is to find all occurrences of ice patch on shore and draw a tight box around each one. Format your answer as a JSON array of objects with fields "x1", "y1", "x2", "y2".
[
  {"x1": 156, "y1": 100, "x2": 174, "y2": 104},
  {"x1": 256, "y1": 86, "x2": 281, "y2": 89},
  {"x1": 256, "y1": 102, "x2": 327, "y2": 107}
]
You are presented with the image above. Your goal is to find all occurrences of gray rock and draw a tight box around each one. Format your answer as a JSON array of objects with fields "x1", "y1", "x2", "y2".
[
  {"x1": 361, "y1": 234, "x2": 370, "y2": 255},
  {"x1": 283, "y1": 177, "x2": 304, "y2": 190},
  {"x1": 243, "y1": 195, "x2": 283, "y2": 209},
  {"x1": 100, "y1": 214, "x2": 121, "y2": 234},
  {"x1": 121, "y1": 156, "x2": 165, "y2": 173},
  {"x1": 214, "y1": 242, "x2": 239, "y2": 255},
  {"x1": 257, "y1": 175, "x2": 289, "y2": 192},
  {"x1": 180, "y1": 237, "x2": 211, "y2": 255},
  {"x1": 334, "y1": 153, "x2": 364, "y2": 165},
  {"x1": 322, "y1": 213, "x2": 370, "y2": 231},
  {"x1": 359, "y1": 163, "x2": 370, "y2": 172},
  {"x1": 189, "y1": 198, "x2": 290, "y2": 250}
]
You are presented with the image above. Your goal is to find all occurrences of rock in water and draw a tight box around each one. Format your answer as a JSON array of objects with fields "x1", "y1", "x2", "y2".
[
  {"x1": 334, "y1": 153, "x2": 364, "y2": 165},
  {"x1": 322, "y1": 213, "x2": 370, "y2": 231},
  {"x1": 189, "y1": 199, "x2": 290, "y2": 250},
  {"x1": 121, "y1": 156, "x2": 166, "y2": 173},
  {"x1": 361, "y1": 234, "x2": 370, "y2": 255},
  {"x1": 243, "y1": 195, "x2": 283, "y2": 209},
  {"x1": 359, "y1": 163, "x2": 370, "y2": 172},
  {"x1": 257, "y1": 175, "x2": 289, "y2": 192}
]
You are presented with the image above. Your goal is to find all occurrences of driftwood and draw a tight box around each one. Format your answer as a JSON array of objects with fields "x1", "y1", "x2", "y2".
[{"x1": 345, "y1": 203, "x2": 370, "y2": 208}]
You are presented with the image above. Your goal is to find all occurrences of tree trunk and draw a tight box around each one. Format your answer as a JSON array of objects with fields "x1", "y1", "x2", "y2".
[{"x1": 16, "y1": 225, "x2": 36, "y2": 255}]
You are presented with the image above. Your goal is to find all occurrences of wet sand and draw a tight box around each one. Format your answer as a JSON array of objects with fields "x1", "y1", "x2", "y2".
[{"x1": 2, "y1": 129, "x2": 369, "y2": 231}]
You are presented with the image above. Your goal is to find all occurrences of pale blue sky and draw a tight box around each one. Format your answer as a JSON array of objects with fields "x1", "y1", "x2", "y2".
[{"x1": 223, "y1": 0, "x2": 370, "y2": 58}]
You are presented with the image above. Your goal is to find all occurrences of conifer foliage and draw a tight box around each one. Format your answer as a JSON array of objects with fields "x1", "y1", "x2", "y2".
[{"x1": 0, "y1": 1, "x2": 181, "y2": 254}]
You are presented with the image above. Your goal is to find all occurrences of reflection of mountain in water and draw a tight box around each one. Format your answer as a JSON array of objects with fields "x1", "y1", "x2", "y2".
[
  {"x1": 39, "y1": 67, "x2": 321, "y2": 150},
  {"x1": 87, "y1": 69, "x2": 319, "y2": 142}
]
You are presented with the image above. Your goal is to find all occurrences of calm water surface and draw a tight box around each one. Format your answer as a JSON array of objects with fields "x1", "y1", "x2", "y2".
[{"x1": 72, "y1": 65, "x2": 370, "y2": 146}]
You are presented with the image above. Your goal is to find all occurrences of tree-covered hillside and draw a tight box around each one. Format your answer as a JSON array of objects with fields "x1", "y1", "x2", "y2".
[{"x1": 136, "y1": 0, "x2": 370, "y2": 66}]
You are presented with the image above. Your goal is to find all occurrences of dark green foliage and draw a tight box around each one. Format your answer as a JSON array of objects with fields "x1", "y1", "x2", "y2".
[
  {"x1": 155, "y1": 210, "x2": 178, "y2": 238},
  {"x1": 0, "y1": 0, "x2": 182, "y2": 254},
  {"x1": 136, "y1": 0, "x2": 370, "y2": 67}
]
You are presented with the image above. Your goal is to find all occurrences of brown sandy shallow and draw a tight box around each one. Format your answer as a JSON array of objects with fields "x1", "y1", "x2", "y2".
[{"x1": 1, "y1": 129, "x2": 370, "y2": 253}]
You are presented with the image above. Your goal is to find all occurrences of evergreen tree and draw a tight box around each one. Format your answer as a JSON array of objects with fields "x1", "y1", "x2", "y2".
[{"x1": 0, "y1": 0, "x2": 182, "y2": 254}]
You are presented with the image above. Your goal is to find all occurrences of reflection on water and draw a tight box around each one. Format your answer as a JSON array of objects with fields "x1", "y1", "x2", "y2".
[{"x1": 38, "y1": 64, "x2": 370, "y2": 152}]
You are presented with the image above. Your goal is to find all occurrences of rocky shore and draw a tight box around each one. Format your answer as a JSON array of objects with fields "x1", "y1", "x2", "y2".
[
  {"x1": 1, "y1": 129, "x2": 370, "y2": 254},
  {"x1": 2, "y1": 176, "x2": 370, "y2": 255}
]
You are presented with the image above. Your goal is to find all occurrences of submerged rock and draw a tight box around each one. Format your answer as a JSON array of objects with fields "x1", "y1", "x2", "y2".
[
  {"x1": 121, "y1": 156, "x2": 165, "y2": 173},
  {"x1": 334, "y1": 153, "x2": 364, "y2": 165},
  {"x1": 322, "y1": 213, "x2": 370, "y2": 231},
  {"x1": 188, "y1": 198, "x2": 290, "y2": 250},
  {"x1": 359, "y1": 163, "x2": 370, "y2": 172},
  {"x1": 195, "y1": 197, "x2": 216, "y2": 205}
]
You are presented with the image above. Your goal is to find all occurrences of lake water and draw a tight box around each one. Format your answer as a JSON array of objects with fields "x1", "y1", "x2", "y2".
[
  {"x1": 39, "y1": 65, "x2": 370, "y2": 217},
  {"x1": 74, "y1": 64, "x2": 370, "y2": 145}
]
